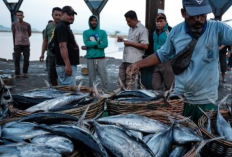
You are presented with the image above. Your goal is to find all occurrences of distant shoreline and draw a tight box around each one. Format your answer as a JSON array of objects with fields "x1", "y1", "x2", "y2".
[{"x1": 0, "y1": 30, "x2": 127, "y2": 38}]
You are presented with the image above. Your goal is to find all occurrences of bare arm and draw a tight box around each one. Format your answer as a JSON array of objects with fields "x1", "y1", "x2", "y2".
[
  {"x1": 124, "y1": 41, "x2": 149, "y2": 50},
  {"x1": 28, "y1": 24, "x2": 32, "y2": 37},
  {"x1": 40, "y1": 38, "x2": 48, "y2": 62},
  {"x1": 126, "y1": 54, "x2": 160, "y2": 75},
  {"x1": 59, "y1": 42, "x2": 72, "y2": 76}
]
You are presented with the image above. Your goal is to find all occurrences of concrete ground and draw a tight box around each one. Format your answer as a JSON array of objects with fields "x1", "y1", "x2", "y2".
[{"x1": 0, "y1": 57, "x2": 231, "y2": 104}]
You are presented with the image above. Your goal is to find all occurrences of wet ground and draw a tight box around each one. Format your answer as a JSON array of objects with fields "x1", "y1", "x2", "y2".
[{"x1": 0, "y1": 57, "x2": 231, "y2": 103}]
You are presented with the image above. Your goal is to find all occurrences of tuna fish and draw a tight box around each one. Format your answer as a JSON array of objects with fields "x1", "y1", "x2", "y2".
[
  {"x1": 97, "y1": 113, "x2": 168, "y2": 133},
  {"x1": 0, "y1": 143, "x2": 62, "y2": 157},
  {"x1": 198, "y1": 107, "x2": 214, "y2": 134},
  {"x1": 94, "y1": 121, "x2": 154, "y2": 157},
  {"x1": 209, "y1": 95, "x2": 232, "y2": 142},
  {"x1": 146, "y1": 115, "x2": 175, "y2": 157},
  {"x1": 2, "y1": 122, "x2": 50, "y2": 140},
  {"x1": 31, "y1": 135, "x2": 74, "y2": 155}
]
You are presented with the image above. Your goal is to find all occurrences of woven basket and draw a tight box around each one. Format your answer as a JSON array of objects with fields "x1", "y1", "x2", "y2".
[
  {"x1": 198, "y1": 110, "x2": 232, "y2": 157},
  {"x1": 3, "y1": 77, "x2": 14, "y2": 86},
  {"x1": 9, "y1": 86, "x2": 104, "y2": 119},
  {"x1": 0, "y1": 117, "x2": 81, "y2": 157},
  {"x1": 106, "y1": 97, "x2": 184, "y2": 116},
  {"x1": 132, "y1": 110, "x2": 202, "y2": 157}
]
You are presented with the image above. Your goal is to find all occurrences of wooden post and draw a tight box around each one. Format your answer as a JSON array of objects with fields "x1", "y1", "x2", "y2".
[{"x1": 145, "y1": 0, "x2": 160, "y2": 55}]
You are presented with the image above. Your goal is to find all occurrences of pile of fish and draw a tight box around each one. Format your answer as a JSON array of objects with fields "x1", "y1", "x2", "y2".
[
  {"x1": 94, "y1": 113, "x2": 205, "y2": 157},
  {"x1": 6, "y1": 81, "x2": 100, "y2": 114},
  {"x1": 200, "y1": 95, "x2": 232, "y2": 142},
  {"x1": 0, "y1": 78, "x2": 12, "y2": 120}
]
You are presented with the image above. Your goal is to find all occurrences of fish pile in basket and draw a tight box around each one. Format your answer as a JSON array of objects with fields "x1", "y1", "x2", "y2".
[
  {"x1": 0, "y1": 109, "x2": 208, "y2": 157},
  {"x1": 198, "y1": 95, "x2": 232, "y2": 157},
  {"x1": 0, "y1": 79, "x2": 104, "y2": 119}
]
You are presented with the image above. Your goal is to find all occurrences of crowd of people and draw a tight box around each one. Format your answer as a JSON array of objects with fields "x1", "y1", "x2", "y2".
[{"x1": 11, "y1": 0, "x2": 232, "y2": 122}]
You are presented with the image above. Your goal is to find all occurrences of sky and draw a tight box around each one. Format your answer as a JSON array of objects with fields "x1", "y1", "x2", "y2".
[{"x1": 1, "y1": 0, "x2": 232, "y2": 34}]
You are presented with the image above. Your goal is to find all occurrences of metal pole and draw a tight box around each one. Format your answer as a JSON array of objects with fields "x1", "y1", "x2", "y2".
[
  {"x1": 3, "y1": 0, "x2": 24, "y2": 45},
  {"x1": 145, "y1": 0, "x2": 160, "y2": 55}
]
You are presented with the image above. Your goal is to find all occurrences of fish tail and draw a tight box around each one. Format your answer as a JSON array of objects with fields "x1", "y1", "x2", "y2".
[
  {"x1": 198, "y1": 107, "x2": 214, "y2": 120},
  {"x1": 93, "y1": 81, "x2": 100, "y2": 99},
  {"x1": 167, "y1": 114, "x2": 190, "y2": 125},
  {"x1": 77, "y1": 104, "x2": 91, "y2": 127},
  {"x1": 77, "y1": 81, "x2": 83, "y2": 93},
  {"x1": 44, "y1": 79, "x2": 51, "y2": 88},
  {"x1": 195, "y1": 136, "x2": 224, "y2": 155}
]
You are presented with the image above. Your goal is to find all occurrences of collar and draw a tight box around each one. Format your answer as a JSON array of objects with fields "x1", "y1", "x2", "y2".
[{"x1": 184, "y1": 21, "x2": 207, "y2": 38}]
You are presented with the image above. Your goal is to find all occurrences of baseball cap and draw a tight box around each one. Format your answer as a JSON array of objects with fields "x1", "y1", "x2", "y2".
[
  {"x1": 183, "y1": 0, "x2": 212, "y2": 16},
  {"x1": 156, "y1": 13, "x2": 166, "y2": 20},
  {"x1": 62, "y1": 6, "x2": 77, "y2": 15}
]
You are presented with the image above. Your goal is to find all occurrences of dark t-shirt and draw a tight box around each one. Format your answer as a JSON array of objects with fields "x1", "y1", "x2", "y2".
[
  {"x1": 54, "y1": 21, "x2": 79, "y2": 65},
  {"x1": 219, "y1": 45, "x2": 231, "y2": 54}
]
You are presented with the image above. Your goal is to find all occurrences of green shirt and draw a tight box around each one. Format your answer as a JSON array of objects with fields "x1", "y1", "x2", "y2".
[{"x1": 43, "y1": 23, "x2": 56, "y2": 56}]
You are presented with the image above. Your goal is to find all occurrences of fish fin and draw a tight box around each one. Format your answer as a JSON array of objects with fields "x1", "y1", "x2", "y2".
[
  {"x1": 217, "y1": 95, "x2": 230, "y2": 110},
  {"x1": 198, "y1": 107, "x2": 213, "y2": 120},
  {"x1": 195, "y1": 136, "x2": 224, "y2": 155},
  {"x1": 164, "y1": 82, "x2": 174, "y2": 100},
  {"x1": 93, "y1": 81, "x2": 100, "y2": 99},
  {"x1": 77, "y1": 104, "x2": 91, "y2": 127},
  {"x1": 76, "y1": 81, "x2": 83, "y2": 93},
  {"x1": 167, "y1": 114, "x2": 190, "y2": 125},
  {"x1": 6, "y1": 89, "x2": 13, "y2": 103},
  {"x1": 44, "y1": 80, "x2": 51, "y2": 88},
  {"x1": 118, "y1": 77, "x2": 126, "y2": 91}
]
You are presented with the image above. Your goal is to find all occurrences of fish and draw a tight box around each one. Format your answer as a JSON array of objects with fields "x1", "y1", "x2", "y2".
[
  {"x1": 198, "y1": 107, "x2": 214, "y2": 134},
  {"x1": 0, "y1": 143, "x2": 62, "y2": 157},
  {"x1": 209, "y1": 95, "x2": 232, "y2": 142},
  {"x1": 97, "y1": 113, "x2": 168, "y2": 133},
  {"x1": 37, "y1": 124, "x2": 109, "y2": 157},
  {"x1": 31, "y1": 135, "x2": 74, "y2": 155},
  {"x1": 94, "y1": 121, "x2": 154, "y2": 157},
  {"x1": 146, "y1": 115, "x2": 175, "y2": 157},
  {"x1": 173, "y1": 125, "x2": 203, "y2": 144},
  {"x1": 168, "y1": 145, "x2": 191, "y2": 157},
  {"x1": 2, "y1": 122, "x2": 50, "y2": 140},
  {"x1": 143, "y1": 134, "x2": 155, "y2": 143}
]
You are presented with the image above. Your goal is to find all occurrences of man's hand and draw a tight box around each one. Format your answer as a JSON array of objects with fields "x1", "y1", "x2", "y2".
[
  {"x1": 65, "y1": 65, "x2": 72, "y2": 76},
  {"x1": 124, "y1": 41, "x2": 131, "y2": 46},
  {"x1": 39, "y1": 54, "x2": 44, "y2": 62},
  {"x1": 117, "y1": 37, "x2": 124, "y2": 42},
  {"x1": 126, "y1": 63, "x2": 140, "y2": 76}
]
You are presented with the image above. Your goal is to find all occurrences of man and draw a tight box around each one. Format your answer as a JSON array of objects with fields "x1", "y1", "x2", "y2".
[
  {"x1": 54, "y1": 6, "x2": 79, "y2": 86},
  {"x1": 40, "y1": 7, "x2": 62, "y2": 86},
  {"x1": 117, "y1": 10, "x2": 149, "y2": 89},
  {"x1": 152, "y1": 13, "x2": 174, "y2": 90},
  {"x1": 126, "y1": 0, "x2": 232, "y2": 123},
  {"x1": 83, "y1": 15, "x2": 108, "y2": 91},
  {"x1": 219, "y1": 45, "x2": 231, "y2": 83},
  {"x1": 12, "y1": 10, "x2": 31, "y2": 78}
]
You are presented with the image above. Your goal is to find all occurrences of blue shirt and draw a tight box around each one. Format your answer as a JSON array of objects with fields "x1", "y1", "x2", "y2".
[{"x1": 156, "y1": 20, "x2": 232, "y2": 104}]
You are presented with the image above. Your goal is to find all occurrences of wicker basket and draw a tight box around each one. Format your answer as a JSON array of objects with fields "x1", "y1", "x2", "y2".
[
  {"x1": 9, "y1": 86, "x2": 104, "y2": 119},
  {"x1": 198, "y1": 110, "x2": 232, "y2": 157},
  {"x1": 3, "y1": 77, "x2": 14, "y2": 86},
  {"x1": 132, "y1": 110, "x2": 202, "y2": 157},
  {"x1": 0, "y1": 117, "x2": 81, "y2": 157},
  {"x1": 106, "y1": 97, "x2": 184, "y2": 116}
]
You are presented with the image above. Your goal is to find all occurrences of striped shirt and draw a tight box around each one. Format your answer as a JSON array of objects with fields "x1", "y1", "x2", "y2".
[{"x1": 123, "y1": 22, "x2": 149, "y2": 63}]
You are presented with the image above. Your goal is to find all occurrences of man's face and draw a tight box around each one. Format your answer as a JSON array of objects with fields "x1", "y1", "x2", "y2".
[
  {"x1": 156, "y1": 18, "x2": 167, "y2": 30},
  {"x1": 181, "y1": 9, "x2": 207, "y2": 30},
  {"x1": 126, "y1": 17, "x2": 137, "y2": 28},
  {"x1": 16, "y1": 12, "x2": 24, "y2": 21},
  {"x1": 52, "y1": 10, "x2": 62, "y2": 23},
  {"x1": 90, "y1": 18, "x2": 98, "y2": 29},
  {"x1": 62, "y1": 12, "x2": 75, "y2": 24}
]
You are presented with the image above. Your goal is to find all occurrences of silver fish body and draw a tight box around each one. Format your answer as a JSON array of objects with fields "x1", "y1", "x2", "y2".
[
  {"x1": 25, "y1": 93, "x2": 88, "y2": 112},
  {"x1": 94, "y1": 122, "x2": 154, "y2": 157},
  {"x1": 31, "y1": 135, "x2": 74, "y2": 155},
  {"x1": 168, "y1": 145, "x2": 190, "y2": 157},
  {"x1": 97, "y1": 113, "x2": 168, "y2": 133}
]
